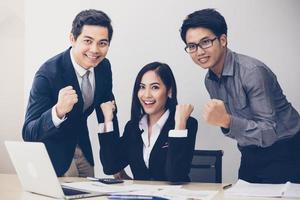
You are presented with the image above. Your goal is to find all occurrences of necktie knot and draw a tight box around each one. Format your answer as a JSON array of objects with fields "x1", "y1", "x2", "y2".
[
  {"x1": 82, "y1": 70, "x2": 90, "y2": 79},
  {"x1": 86, "y1": 70, "x2": 90, "y2": 76}
]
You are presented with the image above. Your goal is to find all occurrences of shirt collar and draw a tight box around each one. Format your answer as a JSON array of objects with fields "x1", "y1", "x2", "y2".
[
  {"x1": 70, "y1": 48, "x2": 94, "y2": 77},
  {"x1": 139, "y1": 109, "x2": 170, "y2": 131},
  {"x1": 207, "y1": 48, "x2": 234, "y2": 81},
  {"x1": 222, "y1": 48, "x2": 234, "y2": 76}
]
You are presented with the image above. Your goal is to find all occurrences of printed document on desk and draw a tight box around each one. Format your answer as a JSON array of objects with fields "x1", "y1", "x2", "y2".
[
  {"x1": 225, "y1": 179, "x2": 300, "y2": 198},
  {"x1": 115, "y1": 188, "x2": 218, "y2": 200},
  {"x1": 61, "y1": 181, "x2": 181, "y2": 194},
  {"x1": 62, "y1": 182, "x2": 218, "y2": 199}
]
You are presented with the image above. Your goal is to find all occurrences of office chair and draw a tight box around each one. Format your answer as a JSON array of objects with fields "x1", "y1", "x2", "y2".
[{"x1": 189, "y1": 150, "x2": 223, "y2": 183}]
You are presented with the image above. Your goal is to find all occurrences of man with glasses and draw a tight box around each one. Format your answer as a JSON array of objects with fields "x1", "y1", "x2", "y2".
[
  {"x1": 23, "y1": 9, "x2": 119, "y2": 177},
  {"x1": 180, "y1": 8, "x2": 300, "y2": 183}
]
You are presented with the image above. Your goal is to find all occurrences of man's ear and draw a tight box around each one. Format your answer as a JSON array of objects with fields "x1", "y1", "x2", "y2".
[
  {"x1": 219, "y1": 34, "x2": 227, "y2": 47},
  {"x1": 69, "y1": 33, "x2": 75, "y2": 45}
]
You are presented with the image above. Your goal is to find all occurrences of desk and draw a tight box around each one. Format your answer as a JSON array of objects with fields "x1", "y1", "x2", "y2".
[{"x1": 0, "y1": 174, "x2": 290, "y2": 200}]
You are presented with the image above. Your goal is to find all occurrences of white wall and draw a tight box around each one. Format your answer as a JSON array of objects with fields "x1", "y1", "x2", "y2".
[
  {"x1": 1, "y1": 0, "x2": 299, "y2": 183},
  {"x1": 0, "y1": 0, "x2": 24, "y2": 173}
]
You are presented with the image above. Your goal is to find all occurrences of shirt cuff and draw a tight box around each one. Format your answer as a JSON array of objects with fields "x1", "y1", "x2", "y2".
[
  {"x1": 168, "y1": 129, "x2": 188, "y2": 138},
  {"x1": 98, "y1": 121, "x2": 114, "y2": 133},
  {"x1": 51, "y1": 106, "x2": 66, "y2": 128}
]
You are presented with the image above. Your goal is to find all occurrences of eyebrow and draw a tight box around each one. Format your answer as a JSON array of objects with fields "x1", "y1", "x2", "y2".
[
  {"x1": 83, "y1": 35, "x2": 109, "y2": 42},
  {"x1": 187, "y1": 36, "x2": 212, "y2": 44},
  {"x1": 200, "y1": 36, "x2": 211, "y2": 41},
  {"x1": 139, "y1": 82, "x2": 160, "y2": 86}
]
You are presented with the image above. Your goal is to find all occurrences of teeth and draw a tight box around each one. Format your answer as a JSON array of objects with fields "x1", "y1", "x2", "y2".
[
  {"x1": 86, "y1": 54, "x2": 98, "y2": 59},
  {"x1": 144, "y1": 100, "x2": 155, "y2": 105},
  {"x1": 199, "y1": 57, "x2": 208, "y2": 63}
]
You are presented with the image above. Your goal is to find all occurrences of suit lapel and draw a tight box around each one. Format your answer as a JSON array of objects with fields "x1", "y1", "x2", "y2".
[
  {"x1": 149, "y1": 113, "x2": 174, "y2": 165},
  {"x1": 61, "y1": 48, "x2": 84, "y2": 114},
  {"x1": 135, "y1": 125, "x2": 148, "y2": 168}
]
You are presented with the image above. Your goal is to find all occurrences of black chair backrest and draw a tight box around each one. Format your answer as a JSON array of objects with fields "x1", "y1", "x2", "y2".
[{"x1": 189, "y1": 150, "x2": 223, "y2": 183}]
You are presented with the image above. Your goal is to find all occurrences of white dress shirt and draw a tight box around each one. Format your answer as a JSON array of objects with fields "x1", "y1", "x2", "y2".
[
  {"x1": 139, "y1": 110, "x2": 187, "y2": 168},
  {"x1": 98, "y1": 109, "x2": 188, "y2": 168},
  {"x1": 51, "y1": 48, "x2": 95, "y2": 127}
]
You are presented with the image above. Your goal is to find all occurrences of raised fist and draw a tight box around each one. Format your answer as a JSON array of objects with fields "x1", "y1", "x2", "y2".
[
  {"x1": 55, "y1": 86, "x2": 78, "y2": 119},
  {"x1": 174, "y1": 104, "x2": 194, "y2": 130},
  {"x1": 100, "y1": 100, "x2": 116, "y2": 123},
  {"x1": 203, "y1": 99, "x2": 230, "y2": 128}
]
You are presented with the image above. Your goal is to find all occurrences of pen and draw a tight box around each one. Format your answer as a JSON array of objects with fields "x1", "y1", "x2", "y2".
[{"x1": 222, "y1": 183, "x2": 232, "y2": 190}]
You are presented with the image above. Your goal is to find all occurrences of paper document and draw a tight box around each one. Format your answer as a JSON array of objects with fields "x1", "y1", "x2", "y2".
[
  {"x1": 62, "y1": 181, "x2": 181, "y2": 194},
  {"x1": 115, "y1": 188, "x2": 218, "y2": 200},
  {"x1": 62, "y1": 182, "x2": 218, "y2": 199},
  {"x1": 225, "y1": 179, "x2": 300, "y2": 198},
  {"x1": 283, "y1": 182, "x2": 300, "y2": 198}
]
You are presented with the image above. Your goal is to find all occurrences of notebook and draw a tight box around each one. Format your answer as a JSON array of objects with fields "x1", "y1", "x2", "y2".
[{"x1": 5, "y1": 141, "x2": 106, "y2": 199}]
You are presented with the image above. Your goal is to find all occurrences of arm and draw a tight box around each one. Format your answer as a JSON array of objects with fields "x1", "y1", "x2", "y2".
[
  {"x1": 22, "y1": 73, "x2": 78, "y2": 142},
  {"x1": 225, "y1": 67, "x2": 278, "y2": 147},
  {"x1": 165, "y1": 105, "x2": 198, "y2": 182},
  {"x1": 22, "y1": 73, "x2": 59, "y2": 141},
  {"x1": 95, "y1": 60, "x2": 120, "y2": 137},
  {"x1": 98, "y1": 102, "x2": 130, "y2": 176},
  {"x1": 98, "y1": 130, "x2": 125, "y2": 175},
  {"x1": 204, "y1": 67, "x2": 278, "y2": 147}
]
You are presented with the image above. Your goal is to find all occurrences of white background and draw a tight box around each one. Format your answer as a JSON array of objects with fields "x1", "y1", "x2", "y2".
[{"x1": 1, "y1": 0, "x2": 300, "y2": 183}]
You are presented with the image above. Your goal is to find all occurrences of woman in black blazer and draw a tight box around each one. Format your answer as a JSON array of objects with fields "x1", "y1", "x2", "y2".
[{"x1": 98, "y1": 62, "x2": 198, "y2": 182}]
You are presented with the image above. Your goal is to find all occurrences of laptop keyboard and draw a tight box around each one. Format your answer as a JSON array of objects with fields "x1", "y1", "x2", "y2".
[{"x1": 62, "y1": 187, "x2": 89, "y2": 195}]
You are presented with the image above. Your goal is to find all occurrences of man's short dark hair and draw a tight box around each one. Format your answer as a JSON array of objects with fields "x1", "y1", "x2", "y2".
[
  {"x1": 180, "y1": 8, "x2": 227, "y2": 43},
  {"x1": 71, "y1": 9, "x2": 113, "y2": 42}
]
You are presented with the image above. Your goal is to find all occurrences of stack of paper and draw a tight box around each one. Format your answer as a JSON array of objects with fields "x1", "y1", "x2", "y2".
[
  {"x1": 62, "y1": 182, "x2": 218, "y2": 200},
  {"x1": 115, "y1": 188, "x2": 218, "y2": 200},
  {"x1": 225, "y1": 179, "x2": 300, "y2": 198}
]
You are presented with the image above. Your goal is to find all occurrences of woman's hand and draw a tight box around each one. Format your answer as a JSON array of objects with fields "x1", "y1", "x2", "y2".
[
  {"x1": 100, "y1": 100, "x2": 116, "y2": 123},
  {"x1": 174, "y1": 104, "x2": 194, "y2": 130}
]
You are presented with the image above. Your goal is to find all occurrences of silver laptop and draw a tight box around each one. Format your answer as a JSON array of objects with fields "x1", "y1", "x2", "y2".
[{"x1": 5, "y1": 141, "x2": 106, "y2": 199}]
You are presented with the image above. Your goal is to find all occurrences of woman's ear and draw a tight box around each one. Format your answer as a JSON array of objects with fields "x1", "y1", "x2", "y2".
[{"x1": 168, "y1": 89, "x2": 172, "y2": 98}]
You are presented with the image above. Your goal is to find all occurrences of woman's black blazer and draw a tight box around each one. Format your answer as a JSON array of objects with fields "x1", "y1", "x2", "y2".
[{"x1": 99, "y1": 111, "x2": 198, "y2": 182}]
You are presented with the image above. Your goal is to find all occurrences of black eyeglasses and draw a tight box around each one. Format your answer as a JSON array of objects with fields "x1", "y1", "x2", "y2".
[{"x1": 185, "y1": 37, "x2": 218, "y2": 53}]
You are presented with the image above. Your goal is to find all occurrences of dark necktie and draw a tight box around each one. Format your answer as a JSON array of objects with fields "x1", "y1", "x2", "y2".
[{"x1": 81, "y1": 70, "x2": 93, "y2": 111}]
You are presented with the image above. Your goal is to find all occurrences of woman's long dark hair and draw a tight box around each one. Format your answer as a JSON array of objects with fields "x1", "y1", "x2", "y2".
[{"x1": 131, "y1": 62, "x2": 178, "y2": 123}]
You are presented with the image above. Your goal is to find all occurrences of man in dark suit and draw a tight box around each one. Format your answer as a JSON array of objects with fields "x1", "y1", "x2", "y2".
[{"x1": 22, "y1": 9, "x2": 119, "y2": 177}]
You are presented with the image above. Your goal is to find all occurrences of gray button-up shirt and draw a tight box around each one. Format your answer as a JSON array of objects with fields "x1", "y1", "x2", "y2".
[{"x1": 205, "y1": 49, "x2": 300, "y2": 147}]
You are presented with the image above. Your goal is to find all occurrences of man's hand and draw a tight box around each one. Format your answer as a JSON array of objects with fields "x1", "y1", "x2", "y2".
[
  {"x1": 100, "y1": 101, "x2": 116, "y2": 123},
  {"x1": 55, "y1": 86, "x2": 78, "y2": 119},
  {"x1": 174, "y1": 104, "x2": 194, "y2": 130},
  {"x1": 203, "y1": 99, "x2": 230, "y2": 128}
]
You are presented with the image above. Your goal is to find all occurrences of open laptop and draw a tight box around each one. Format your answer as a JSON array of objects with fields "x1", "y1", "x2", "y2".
[{"x1": 5, "y1": 141, "x2": 106, "y2": 199}]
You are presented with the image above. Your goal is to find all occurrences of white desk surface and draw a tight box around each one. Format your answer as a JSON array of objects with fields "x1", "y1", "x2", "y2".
[{"x1": 0, "y1": 173, "x2": 290, "y2": 200}]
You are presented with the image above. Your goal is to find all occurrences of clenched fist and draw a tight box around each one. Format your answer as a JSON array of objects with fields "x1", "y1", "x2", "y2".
[
  {"x1": 174, "y1": 104, "x2": 194, "y2": 130},
  {"x1": 203, "y1": 99, "x2": 230, "y2": 128},
  {"x1": 100, "y1": 101, "x2": 116, "y2": 123},
  {"x1": 55, "y1": 86, "x2": 78, "y2": 119}
]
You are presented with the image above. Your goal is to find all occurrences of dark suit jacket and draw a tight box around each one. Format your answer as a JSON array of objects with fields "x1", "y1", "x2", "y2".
[
  {"x1": 99, "y1": 111, "x2": 198, "y2": 182},
  {"x1": 22, "y1": 47, "x2": 119, "y2": 176}
]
